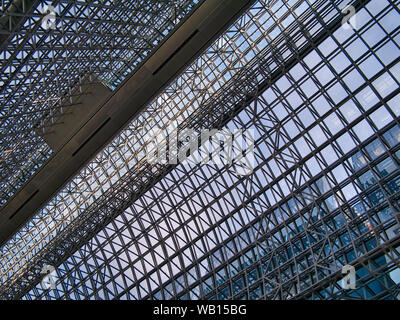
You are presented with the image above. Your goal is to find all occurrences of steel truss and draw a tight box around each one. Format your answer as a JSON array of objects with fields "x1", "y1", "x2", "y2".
[{"x1": 2, "y1": 0, "x2": 400, "y2": 300}]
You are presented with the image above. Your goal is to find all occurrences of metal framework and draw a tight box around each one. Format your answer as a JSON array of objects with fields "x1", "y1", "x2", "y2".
[
  {"x1": 1, "y1": 0, "x2": 400, "y2": 300},
  {"x1": 0, "y1": 0, "x2": 201, "y2": 208}
]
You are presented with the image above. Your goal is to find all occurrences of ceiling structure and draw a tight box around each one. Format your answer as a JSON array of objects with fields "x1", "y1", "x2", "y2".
[
  {"x1": 1, "y1": 0, "x2": 400, "y2": 300},
  {"x1": 0, "y1": 0, "x2": 257, "y2": 249},
  {"x1": 0, "y1": 0, "x2": 256, "y2": 298},
  {"x1": 0, "y1": 0, "x2": 204, "y2": 292},
  {"x1": 0, "y1": 0, "x2": 201, "y2": 209}
]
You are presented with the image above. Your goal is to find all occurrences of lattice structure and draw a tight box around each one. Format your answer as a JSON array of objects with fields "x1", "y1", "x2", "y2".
[
  {"x1": 1, "y1": 0, "x2": 400, "y2": 300},
  {"x1": 0, "y1": 0, "x2": 200, "y2": 208}
]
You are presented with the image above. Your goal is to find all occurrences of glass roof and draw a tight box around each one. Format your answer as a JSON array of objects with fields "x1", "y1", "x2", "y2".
[
  {"x1": 0, "y1": 0, "x2": 200, "y2": 208},
  {"x1": 1, "y1": 0, "x2": 301, "y2": 290},
  {"x1": 2, "y1": 0, "x2": 400, "y2": 300}
]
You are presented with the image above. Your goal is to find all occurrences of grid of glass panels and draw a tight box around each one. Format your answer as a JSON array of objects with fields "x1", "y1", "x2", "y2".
[
  {"x1": 0, "y1": 0, "x2": 200, "y2": 208},
  {"x1": 2, "y1": 0, "x2": 298, "y2": 293},
  {"x1": 7, "y1": 0, "x2": 400, "y2": 300}
]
